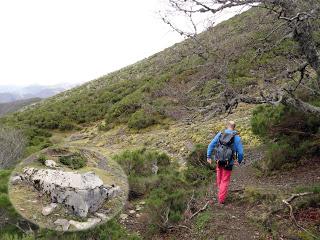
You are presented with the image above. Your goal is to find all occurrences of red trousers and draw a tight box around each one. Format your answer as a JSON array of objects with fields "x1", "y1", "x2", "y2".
[{"x1": 216, "y1": 166, "x2": 232, "y2": 204}]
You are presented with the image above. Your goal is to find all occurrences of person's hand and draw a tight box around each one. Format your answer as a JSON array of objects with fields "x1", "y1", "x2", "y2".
[
  {"x1": 234, "y1": 160, "x2": 239, "y2": 166},
  {"x1": 207, "y1": 158, "x2": 212, "y2": 165}
]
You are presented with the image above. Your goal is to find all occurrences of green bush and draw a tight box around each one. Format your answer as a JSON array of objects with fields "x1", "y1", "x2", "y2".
[
  {"x1": 128, "y1": 109, "x2": 156, "y2": 130},
  {"x1": 145, "y1": 170, "x2": 191, "y2": 233},
  {"x1": 262, "y1": 141, "x2": 294, "y2": 172},
  {"x1": 251, "y1": 105, "x2": 285, "y2": 138},
  {"x1": 0, "y1": 170, "x2": 22, "y2": 235},
  {"x1": 37, "y1": 154, "x2": 46, "y2": 165},
  {"x1": 186, "y1": 144, "x2": 209, "y2": 167},
  {"x1": 58, "y1": 120, "x2": 76, "y2": 131},
  {"x1": 185, "y1": 144, "x2": 214, "y2": 185},
  {"x1": 59, "y1": 153, "x2": 87, "y2": 169},
  {"x1": 114, "y1": 149, "x2": 171, "y2": 198},
  {"x1": 114, "y1": 148, "x2": 170, "y2": 177},
  {"x1": 251, "y1": 104, "x2": 320, "y2": 172}
]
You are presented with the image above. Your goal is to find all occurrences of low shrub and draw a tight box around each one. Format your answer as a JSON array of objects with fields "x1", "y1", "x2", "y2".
[
  {"x1": 260, "y1": 141, "x2": 295, "y2": 172},
  {"x1": 243, "y1": 187, "x2": 277, "y2": 203},
  {"x1": 59, "y1": 152, "x2": 87, "y2": 169},
  {"x1": 186, "y1": 144, "x2": 208, "y2": 167},
  {"x1": 37, "y1": 154, "x2": 46, "y2": 165},
  {"x1": 114, "y1": 149, "x2": 171, "y2": 198},
  {"x1": 145, "y1": 170, "x2": 191, "y2": 233},
  {"x1": 185, "y1": 144, "x2": 214, "y2": 185},
  {"x1": 251, "y1": 104, "x2": 320, "y2": 172},
  {"x1": 114, "y1": 148, "x2": 170, "y2": 177},
  {"x1": 128, "y1": 109, "x2": 157, "y2": 130}
]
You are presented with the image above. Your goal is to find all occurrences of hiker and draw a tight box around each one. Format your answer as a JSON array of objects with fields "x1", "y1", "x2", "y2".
[{"x1": 207, "y1": 121, "x2": 244, "y2": 205}]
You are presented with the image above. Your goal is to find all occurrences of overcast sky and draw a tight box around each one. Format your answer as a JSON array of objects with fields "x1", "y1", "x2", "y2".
[{"x1": 0, "y1": 0, "x2": 244, "y2": 86}]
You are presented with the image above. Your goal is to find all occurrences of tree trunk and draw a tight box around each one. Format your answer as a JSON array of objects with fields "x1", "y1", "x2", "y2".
[{"x1": 281, "y1": 93, "x2": 320, "y2": 117}]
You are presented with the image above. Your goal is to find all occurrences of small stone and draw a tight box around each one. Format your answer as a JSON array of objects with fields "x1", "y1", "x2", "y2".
[
  {"x1": 11, "y1": 175, "x2": 22, "y2": 185},
  {"x1": 69, "y1": 218, "x2": 101, "y2": 230},
  {"x1": 136, "y1": 214, "x2": 141, "y2": 218},
  {"x1": 120, "y1": 213, "x2": 128, "y2": 220},
  {"x1": 54, "y1": 218, "x2": 70, "y2": 231},
  {"x1": 151, "y1": 164, "x2": 159, "y2": 175},
  {"x1": 42, "y1": 203, "x2": 57, "y2": 216},
  {"x1": 135, "y1": 205, "x2": 142, "y2": 211},
  {"x1": 95, "y1": 212, "x2": 107, "y2": 220},
  {"x1": 139, "y1": 201, "x2": 146, "y2": 205},
  {"x1": 45, "y1": 160, "x2": 57, "y2": 168},
  {"x1": 129, "y1": 210, "x2": 136, "y2": 214}
]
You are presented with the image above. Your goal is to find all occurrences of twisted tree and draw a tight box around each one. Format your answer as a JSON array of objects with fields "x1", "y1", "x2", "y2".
[{"x1": 162, "y1": 0, "x2": 320, "y2": 117}]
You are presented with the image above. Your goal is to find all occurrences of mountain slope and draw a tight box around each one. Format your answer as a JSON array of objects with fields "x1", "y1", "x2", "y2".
[
  {"x1": 0, "y1": 98, "x2": 41, "y2": 117},
  {"x1": 0, "y1": 84, "x2": 75, "y2": 103},
  {"x1": 0, "y1": 7, "x2": 299, "y2": 132}
]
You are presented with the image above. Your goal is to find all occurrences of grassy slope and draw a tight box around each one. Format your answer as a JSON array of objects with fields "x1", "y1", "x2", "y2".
[{"x1": 0, "y1": 8, "x2": 298, "y2": 133}]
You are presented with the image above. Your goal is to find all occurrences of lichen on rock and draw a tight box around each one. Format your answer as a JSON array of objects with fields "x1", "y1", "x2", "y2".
[{"x1": 21, "y1": 167, "x2": 120, "y2": 218}]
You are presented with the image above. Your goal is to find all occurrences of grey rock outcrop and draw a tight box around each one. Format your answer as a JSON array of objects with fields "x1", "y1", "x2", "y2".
[
  {"x1": 22, "y1": 167, "x2": 120, "y2": 217},
  {"x1": 45, "y1": 160, "x2": 57, "y2": 168}
]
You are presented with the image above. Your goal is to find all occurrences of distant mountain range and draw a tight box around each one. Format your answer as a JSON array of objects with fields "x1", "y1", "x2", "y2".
[
  {"x1": 0, "y1": 98, "x2": 41, "y2": 117},
  {"x1": 0, "y1": 83, "x2": 77, "y2": 103}
]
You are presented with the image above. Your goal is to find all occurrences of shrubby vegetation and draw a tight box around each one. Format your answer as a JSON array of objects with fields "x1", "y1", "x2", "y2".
[
  {"x1": 184, "y1": 144, "x2": 214, "y2": 186},
  {"x1": 251, "y1": 104, "x2": 320, "y2": 172},
  {"x1": 127, "y1": 109, "x2": 157, "y2": 130},
  {"x1": 114, "y1": 148, "x2": 213, "y2": 234},
  {"x1": 59, "y1": 152, "x2": 87, "y2": 169},
  {"x1": 113, "y1": 148, "x2": 171, "y2": 198}
]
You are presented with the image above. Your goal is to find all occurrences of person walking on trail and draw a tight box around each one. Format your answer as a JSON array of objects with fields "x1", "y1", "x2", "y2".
[{"x1": 207, "y1": 121, "x2": 244, "y2": 205}]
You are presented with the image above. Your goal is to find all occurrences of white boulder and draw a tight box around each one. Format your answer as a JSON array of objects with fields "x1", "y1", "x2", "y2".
[
  {"x1": 22, "y1": 168, "x2": 119, "y2": 217},
  {"x1": 45, "y1": 160, "x2": 57, "y2": 168}
]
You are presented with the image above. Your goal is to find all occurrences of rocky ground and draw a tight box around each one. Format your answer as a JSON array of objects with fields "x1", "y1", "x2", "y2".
[{"x1": 8, "y1": 146, "x2": 128, "y2": 231}]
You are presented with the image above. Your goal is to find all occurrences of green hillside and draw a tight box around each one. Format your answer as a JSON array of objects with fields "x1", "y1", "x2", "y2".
[{"x1": 1, "y1": 8, "x2": 299, "y2": 133}]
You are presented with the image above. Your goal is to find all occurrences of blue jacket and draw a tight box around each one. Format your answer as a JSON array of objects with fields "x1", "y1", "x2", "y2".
[{"x1": 207, "y1": 129, "x2": 244, "y2": 165}]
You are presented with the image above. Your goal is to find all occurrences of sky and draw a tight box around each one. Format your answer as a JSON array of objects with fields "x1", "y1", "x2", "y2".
[{"x1": 0, "y1": 0, "x2": 245, "y2": 86}]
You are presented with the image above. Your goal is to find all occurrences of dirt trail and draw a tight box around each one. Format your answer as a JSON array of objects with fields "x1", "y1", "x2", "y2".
[
  {"x1": 62, "y1": 123, "x2": 320, "y2": 239},
  {"x1": 120, "y1": 146, "x2": 320, "y2": 240}
]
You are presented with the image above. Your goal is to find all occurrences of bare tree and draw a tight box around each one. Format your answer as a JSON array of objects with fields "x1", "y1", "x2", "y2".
[
  {"x1": 0, "y1": 127, "x2": 26, "y2": 169},
  {"x1": 162, "y1": 0, "x2": 320, "y2": 117}
]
